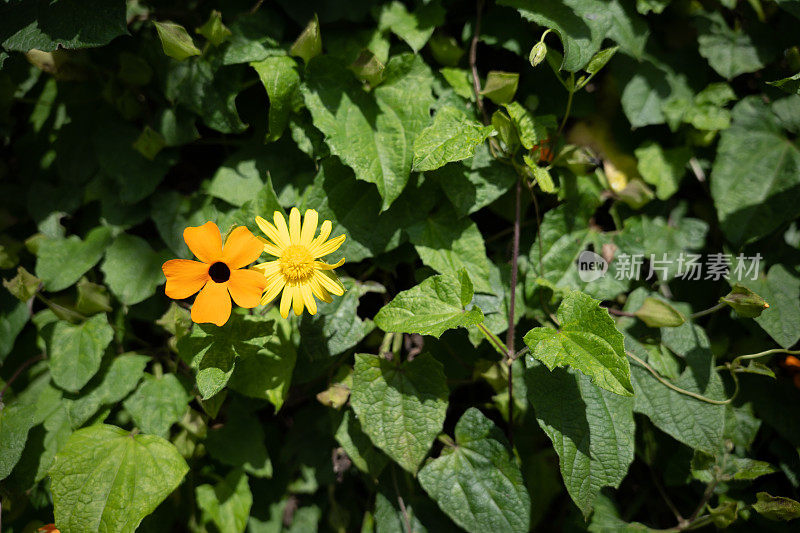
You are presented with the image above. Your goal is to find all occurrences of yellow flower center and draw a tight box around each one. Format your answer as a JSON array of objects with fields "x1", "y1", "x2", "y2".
[{"x1": 279, "y1": 244, "x2": 315, "y2": 283}]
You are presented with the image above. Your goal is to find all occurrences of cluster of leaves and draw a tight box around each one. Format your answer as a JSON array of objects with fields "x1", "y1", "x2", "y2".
[{"x1": 1, "y1": 0, "x2": 800, "y2": 532}]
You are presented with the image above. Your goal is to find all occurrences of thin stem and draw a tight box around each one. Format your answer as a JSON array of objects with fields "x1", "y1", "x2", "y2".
[
  {"x1": 557, "y1": 75, "x2": 575, "y2": 136},
  {"x1": 606, "y1": 307, "x2": 636, "y2": 318},
  {"x1": 649, "y1": 465, "x2": 685, "y2": 524},
  {"x1": 690, "y1": 302, "x2": 725, "y2": 319},
  {"x1": 477, "y1": 323, "x2": 507, "y2": 356},
  {"x1": 734, "y1": 348, "x2": 800, "y2": 364},
  {"x1": 506, "y1": 177, "x2": 522, "y2": 361},
  {"x1": 391, "y1": 468, "x2": 412, "y2": 533},
  {"x1": 469, "y1": 0, "x2": 489, "y2": 125},
  {"x1": 688, "y1": 479, "x2": 718, "y2": 523},
  {"x1": 627, "y1": 351, "x2": 734, "y2": 405},
  {"x1": 0, "y1": 353, "x2": 46, "y2": 399}
]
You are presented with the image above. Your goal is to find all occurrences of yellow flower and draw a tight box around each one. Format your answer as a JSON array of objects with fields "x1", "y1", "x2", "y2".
[{"x1": 253, "y1": 208, "x2": 346, "y2": 318}]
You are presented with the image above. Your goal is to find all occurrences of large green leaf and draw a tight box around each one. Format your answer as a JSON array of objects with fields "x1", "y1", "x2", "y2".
[
  {"x1": 177, "y1": 314, "x2": 275, "y2": 399},
  {"x1": 430, "y1": 143, "x2": 516, "y2": 217},
  {"x1": 626, "y1": 324, "x2": 726, "y2": 454},
  {"x1": 0, "y1": 401, "x2": 36, "y2": 480},
  {"x1": 695, "y1": 13, "x2": 774, "y2": 79},
  {"x1": 524, "y1": 291, "x2": 634, "y2": 396},
  {"x1": 418, "y1": 408, "x2": 530, "y2": 533},
  {"x1": 68, "y1": 353, "x2": 149, "y2": 428},
  {"x1": 407, "y1": 209, "x2": 493, "y2": 293},
  {"x1": 302, "y1": 54, "x2": 434, "y2": 209},
  {"x1": 412, "y1": 106, "x2": 494, "y2": 172},
  {"x1": 36, "y1": 227, "x2": 113, "y2": 292},
  {"x1": 47, "y1": 314, "x2": 115, "y2": 393},
  {"x1": 374, "y1": 271, "x2": 484, "y2": 339},
  {"x1": 710, "y1": 97, "x2": 800, "y2": 244},
  {"x1": 335, "y1": 410, "x2": 388, "y2": 478},
  {"x1": 101, "y1": 234, "x2": 170, "y2": 306},
  {"x1": 526, "y1": 365, "x2": 635, "y2": 517},
  {"x1": 205, "y1": 406, "x2": 272, "y2": 478},
  {"x1": 377, "y1": 1, "x2": 445, "y2": 53},
  {"x1": 499, "y1": 0, "x2": 648, "y2": 71},
  {"x1": 196, "y1": 469, "x2": 253, "y2": 533},
  {"x1": 0, "y1": 0, "x2": 127, "y2": 52},
  {"x1": 0, "y1": 289, "x2": 29, "y2": 361},
  {"x1": 50, "y1": 424, "x2": 188, "y2": 532},
  {"x1": 123, "y1": 373, "x2": 191, "y2": 438},
  {"x1": 738, "y1": 265, "x2": 800, "y2": 349},
  {"x1": 251, "y1": 56, "x2": 301, "y2": 142},
  {"x1": 350, "y1": 353, "x2": 449, "y2": 473}
]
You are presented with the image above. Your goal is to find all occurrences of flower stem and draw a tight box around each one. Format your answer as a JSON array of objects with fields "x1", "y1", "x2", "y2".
[{"x1": 627, "y1": 351, "x2": 735, "y2": 405}]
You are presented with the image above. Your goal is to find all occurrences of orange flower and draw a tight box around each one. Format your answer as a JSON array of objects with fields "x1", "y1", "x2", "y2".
[
  {"x1": 37, "y1": 525, "x2": 59, "y2": 533},
  {"x1": 162, "y1": 222, "x2": 267, "y2": 326}
]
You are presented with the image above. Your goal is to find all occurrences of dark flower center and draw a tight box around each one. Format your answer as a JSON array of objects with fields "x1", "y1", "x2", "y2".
[{"x1": 208, "y1": 262, "x2": 231, "y2": 283}]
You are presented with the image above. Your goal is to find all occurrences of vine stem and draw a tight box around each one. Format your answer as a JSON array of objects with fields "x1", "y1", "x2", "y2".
[
  {"x1": 505, "y1": 178, "x2": 522, "y2": 447},
  {"x1": 391, "y1": 468, "x2": 412, "y2": 533},
  {"x1": 626, "y1": 351, "x2": 734, "y2": 405},
  {"x1": 469, "y1": 0, "x2": 489, "y2": 125},
  {"x1": 556, "y1": 73, "x2": 575, "y2": 136},
  {"x1": 0, "y1": 353, "x2": 46, "y2": 399},
  {"x1": 477, "y1": 323, "x2": 507, "y2": 356},
  {"x1": 690, "y1": 302, "x2": 725, "y2": 319},
  {"x1": 732, "y1": 348, "x2": 800, "y2": 364}
]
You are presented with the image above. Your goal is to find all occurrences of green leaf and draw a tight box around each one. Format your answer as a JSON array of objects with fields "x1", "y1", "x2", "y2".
[
  {"x1": 407, "y1": 209, "x2": 493, "y2": 293},
  {"x1": 0, "y1": 0, "x2": 127, "y2": 52},
  {"x1": 75, "y1": 277, "x2": 113, "y2": 315},
  {"x1": 374, "y1": 271, "x2": 484, "y2": 339},
  {"x1": 695, "y1": 13, "x2": 773, "y2": 79},
  {"x1": 0, "y1": 288, "x2": 29, "y2": 361},
  {"x1": 207, "y1": 150, "x2": 267, "y2": 208},
  {"x1": 526, "y1": 365, "x2": 635, "y2": 517},
  {"x1": 480, "y1": 71, "x2": 519, "y2": 104},
  {"x1": 123, "y1": 373, "x2": 191, "y2": 438},
  {"x1": 227, "y1": 320, "x2": 296, "y2": 411},
  {"x1": 634, "y1": 142, "x2": 690, "y2": 200},
  {"x1": 768, "y1": 72, "x2": 800, "y2": 95},
  {"x1": 616, "y1": 54, "x2": 693, "y2": 128},
  {"x1": 0, "y1": 401, "x2": 36, "y2": 480},
  {"x1": 251, "y1": 56, "x2": 301, "y2": 143},
  {"x1": 153, "y1": 21, "x2": 201, "y2": 61},
  {"x1": 627, "y1": 326, "x2": 726, "y2": 454},
  {"x1": 737, "y1": 265, "x2": 800, "y2": 348},
  {"x1": 36, "y1": 226, "x2": 113, "y2": 292},
  {"x1": 585, "y1": 46, "x2": 618, "y2": 75},
  {"x1": 431, "y1": 143, "x2": 516, "y2": 217},
  {"x1": 206, "y1": 407, "x2": 272, "y2": 478},
  {"x1": 752, "y1": 492, "x2": 800, "y2": 521},
  {"x1": 335, "y1": 410, "x2": 388, "y2": 478},
  {"x1": 710, "y1": 98, "x2": 800, "y2": 244},
  {"x1": 418, "y1": 408, "x2": 530, "y2": 533},
  {"x1": 524, "y1": 291, "x2": 634, "y2": 396},
  {"x1": 350, "y1": 352, "x2": 449, "y2": 472},
  {"x1": 302, "y1": 54, "x2": 434, "y2": 209},
  {"x1": 196, "y1": 10, "x2": 232, "y2": 47},
  {"x1": 290, "y1": 15, "x2": 322, "y2": 64},
  {"x1": 47, "y1": 314, "x2": 115, "y2": 393},
  {"x1": 101, "y1": 234, "x2": 170, "y2": 306},
  {"x1": 68, "y1": 353, "x2": 149, "y2": 428},
  {"x1": 177, "y1": 314, "x2": 275, "y2": 399},
  {"x1": 412, "y1": 106, "x2": 494, "y2": 172},
  {"x1": 50, "y1": 424, "x2": 188, "y2": 532},
  {"x1": 633, "y1": 297, "x2": 686, "y2": 328},
  {"x1": 500, "y1": 0, "x2": 647, "y2": 71},
  {"x1": 132, "y1": 126, "x2": 166, "y2": 161},
  {"x1": 377, "y1": 1, "x2": 446, "y2": 53},
  {"x1": 222, "y1": 10, "x2": 281, "y2": 65},
  {"x1": 588, "y1": 494, "x2": 651, "y2": 532},
  {"x1": 196, "y1": 469, "x2": 253, "y2": 533},
  {"x1": 166, "y1": 59, "x2": 247, "y2": 134}
]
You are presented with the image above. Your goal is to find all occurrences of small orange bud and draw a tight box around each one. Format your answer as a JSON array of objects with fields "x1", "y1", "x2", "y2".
[{"x1": 37, "y1": 525, "x2": 60, "y2": 533}]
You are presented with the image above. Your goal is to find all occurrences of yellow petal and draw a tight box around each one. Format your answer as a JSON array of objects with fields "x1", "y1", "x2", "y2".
[
  {"x1": 300, "y1": 209, "x2": 318, "y2": 247},
  {"x1": 309, "y1": 276, "x2": 332, "y2": 303},
  {"x1": 289, "y1": 207, "x2": 301, "y2": 245},
  {"x1": 273, "y1": 211, "x2": 291, "y2": 246},
  {"x1": 313, "y1": 270, "x2": 345, "y2": 296},
  {"x1": 292, "y1": 284, "x2": 305, "y2": 315},
  {"x1": 261, "y1": 275, "x2": 286, "y2": 305},
  {"x1": 311, "y1": 234, "x2": 346, "y2": 258},
  {"x1": 314, "y1": 257, "x2": 345, "y2": 270},
  {"x1": 280, "y1": 285, "x2": 294, "y2": 319},
  {"x1": 252, "y1": 260, "x2": 280, "y2": 277},
  {"x1": 263, "y1": 242, "x2": 284, "y2": 258},
  {"x1": 256, "y1": 216, "x2": 289, "y2": 249},
  {"x1": 299, "y1": 284, "x2": 317, "y2": 315}
]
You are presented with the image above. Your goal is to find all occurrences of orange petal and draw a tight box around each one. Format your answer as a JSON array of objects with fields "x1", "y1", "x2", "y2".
[
  {"x1": 191, "y1": 281, "x2": 232, "y2": 326},
  {"x1": 162, "y1": 259, "x2": 210, "y2": 299},
  {"x1": 228, "y1": 269, "x2": 267, "y2": 308},
  {"x1": 222, "y1": 226, "x2": 264, "y2": 269},
  {"x1": 184, "y1": 222, "x2": 223, "y2": 263}
]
